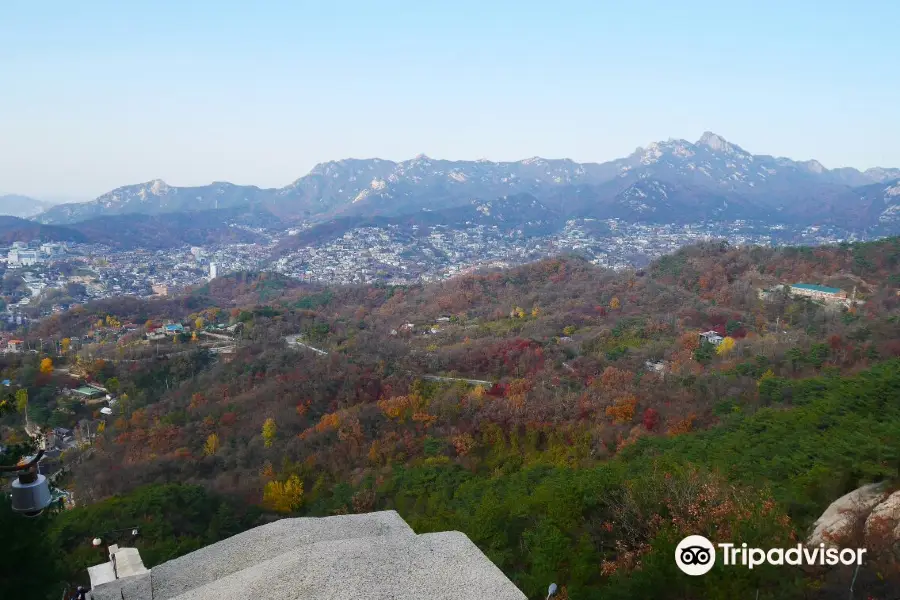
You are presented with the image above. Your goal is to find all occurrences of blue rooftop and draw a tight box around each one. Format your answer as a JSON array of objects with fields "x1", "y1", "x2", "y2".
[{"x1": 791, "y1": 283, "x2": 842, "y2": 294}]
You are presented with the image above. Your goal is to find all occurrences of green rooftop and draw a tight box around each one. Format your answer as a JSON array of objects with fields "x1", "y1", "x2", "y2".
[
  {"x1": 791, "y1": 283, "x2": 842, "y2": 294},
  {"x1": 73, "y1": 386, "x2": 103, "y2": 397}
]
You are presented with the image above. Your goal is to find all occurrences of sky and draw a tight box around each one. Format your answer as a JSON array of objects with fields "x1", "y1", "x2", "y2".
[{"x1": 2, "y1": 0, "x2": 899, "y2": 200}]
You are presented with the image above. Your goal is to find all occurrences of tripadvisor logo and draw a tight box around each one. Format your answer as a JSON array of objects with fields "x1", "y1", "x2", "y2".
[
  {"x1": 675, "y1": 535, "x2": 867, "y2": 576},
  {"x1": 676, "y1": 535, "x2": 716, "y2": 576}
]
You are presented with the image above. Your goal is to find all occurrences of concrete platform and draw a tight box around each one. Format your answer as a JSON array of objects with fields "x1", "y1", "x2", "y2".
[
  {"x1": 170, "y1": 531, "x2": 526, "y2": 600},
  {"x1": 89, "y1": 510, "x2": 524, "y2": 600}
]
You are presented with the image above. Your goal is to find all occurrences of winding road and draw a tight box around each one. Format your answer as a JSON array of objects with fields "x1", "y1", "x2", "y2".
[{"x1": 283, "y1": 335, "x2": 493, "y2": 386}]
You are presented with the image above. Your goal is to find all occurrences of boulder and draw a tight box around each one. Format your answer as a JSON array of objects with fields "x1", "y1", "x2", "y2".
[
  {"x1": 808, "y1": 482, "x2": 888, "y2": 546},
  {"x1": 865, "y1": 490, "x2": 900, "y2": 542}
]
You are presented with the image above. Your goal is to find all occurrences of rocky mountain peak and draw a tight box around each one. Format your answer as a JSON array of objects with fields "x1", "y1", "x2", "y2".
[
  {"x1": 148, "y1": 179, "x2": 170, "y2": 195},
  {"x1": 696, "y1": 131, "x2": 747, "y2": 156},
  {"x1": 803, "y1": 160, "x2": 826, "y2": 174}
]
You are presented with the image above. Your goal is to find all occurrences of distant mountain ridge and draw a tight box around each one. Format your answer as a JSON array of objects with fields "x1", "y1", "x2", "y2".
[
  {"x1": 0, "y1": 194, "x2": 55, "y2": 218},
  {"x1": 0, "y1": 207, "x2": 267, "y2": 249},
  {"x1": 35, "y1": 133, "x2": 900, "y2": 231}
]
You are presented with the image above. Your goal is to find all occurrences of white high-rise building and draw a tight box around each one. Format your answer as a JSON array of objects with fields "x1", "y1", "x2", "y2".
[{"x1": 209, "y1": 262, "x2": 218, "y2": 280}]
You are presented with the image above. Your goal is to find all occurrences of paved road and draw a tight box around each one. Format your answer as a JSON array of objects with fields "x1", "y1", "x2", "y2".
[
  {"x1": 283, "y1": 334, "x2": 493, "y2": 386},
  {"x1": 199, "y1": 330, "x2": 237, "y2": 342},
  {"x1": 100, "y1": 343, "x2": 234, "y2": 363},
  {"x1": 419, "y1": 374, "x2": 493, "y2": 386},
  {"x1": 284, "y1": 335, "x2": 328, "y2": 356}
]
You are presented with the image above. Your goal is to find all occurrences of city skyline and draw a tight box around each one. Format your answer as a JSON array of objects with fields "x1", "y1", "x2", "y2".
[{"x1": 2, "y1": 0, "x2": 899, "y2": 198}]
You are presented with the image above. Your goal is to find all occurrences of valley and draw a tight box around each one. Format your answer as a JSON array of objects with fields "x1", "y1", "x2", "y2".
[{"x1": 3, "y1": 236, "x2": 900, "y2": 599}]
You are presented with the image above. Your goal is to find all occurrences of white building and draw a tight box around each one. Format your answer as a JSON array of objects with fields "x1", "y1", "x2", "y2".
[
  {"x1": 699, "y1": 331, "x2": 724, "y2": 346},
  {"x1": 789, "y1": 283, "x2": 848, "y2": 302},
  {"x1": 7, "y1": 248, "x2": 40, "y2": 266},
  {"x1": 40, "y1": 242, "x2": 65, "y2": 256},
  {"x1": 209, "y1": 263, "x2": 218, "y2": 280}
]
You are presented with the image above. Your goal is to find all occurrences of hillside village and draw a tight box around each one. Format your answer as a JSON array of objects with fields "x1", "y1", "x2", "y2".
[{"x1": 2, "y1": 236, "x2": 899, "y2": 600}]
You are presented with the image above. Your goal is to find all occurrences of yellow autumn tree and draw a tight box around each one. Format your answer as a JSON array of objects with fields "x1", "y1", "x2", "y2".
[
  {"x1": 606, "y1": 395, "x2": 637, "y2": 424},
  {"x1": 716, "y1": 336, "x2": 736, "y2": 355},
  {"x1": 531, "y1": 306, "x2": 541, "y2": 317},
  {"x1": 40, "y1": 357, "x2": 53, "y2": 374},
  {"x1": 195, "y1": 317, "x2": 204, "y2": 330},
  {"x1": 15, "y1": 389, "x2": 27, "y2": 414},
  {"x1": 610, "y1": 296, "x2": 621, "y2": 310},
  {"x1": 262, "y1": 418, "x2": 277, "y2": 447},
  {"x1": 204, "y1": 433, "x2": 220, "y2": 456},
  {"x1": 61, "y1": 338, "x2": 71, "y2": 353},
  {"x1": 263, "y1": 474, "x2": 304, "y2": 513},
  {"x1": 757, "y1": 369, "x2": 775, "y2": 387}
]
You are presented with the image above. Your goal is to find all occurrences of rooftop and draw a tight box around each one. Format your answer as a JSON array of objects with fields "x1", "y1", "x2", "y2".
[
  {"x1": 791, "y1": 283, "x2": 842, "y2": 294},
  {"x1": 74, "y1": 386, "x2": 104, "y2": 397},
  {"x1": 88, "y1": 510, "x2": 526, "y2": 600}
]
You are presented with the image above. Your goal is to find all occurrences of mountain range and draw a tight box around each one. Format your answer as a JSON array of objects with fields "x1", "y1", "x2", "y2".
[
  {"x1": 31, "y1": 132, "x2": 900, "y2": 233},
  {"x1": 0, "y1": 194, "x2": 56, "y2": 218},
  {"x1": 0, "y1": 207, "x2": 269, "y2": 250}
]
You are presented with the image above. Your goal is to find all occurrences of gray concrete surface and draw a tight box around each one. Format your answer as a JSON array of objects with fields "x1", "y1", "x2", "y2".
[
  {"x1": 171, "y1": 531, "x2": 527, "y2": 600},
  {"x1": 90, "y1": 572, "x2": 151, "y2": 600},
  {"x1": 151, "y1": 511, "x2": 414, "y2": 600},
  {"x1": 90, "y1": 510, "x2": 526, "y2": 600}
]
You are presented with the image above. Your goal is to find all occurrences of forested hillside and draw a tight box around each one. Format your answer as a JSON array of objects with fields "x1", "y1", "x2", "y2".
[{"x1": 3, "y1": 237, "x2": 900, "y2": 599}]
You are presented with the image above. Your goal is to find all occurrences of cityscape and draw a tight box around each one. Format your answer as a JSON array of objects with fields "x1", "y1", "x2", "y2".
[{"x1": 0, "y1": 217, "x2": 871, "y2": 324}]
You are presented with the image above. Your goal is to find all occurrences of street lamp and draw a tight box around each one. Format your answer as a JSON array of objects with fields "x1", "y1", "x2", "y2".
[
  {"x1": 2, "y1": 450, "x2": 52, "y2": 517},
  {"x1": 92, "y1": 526, "x2": 140, "y2": 547}
]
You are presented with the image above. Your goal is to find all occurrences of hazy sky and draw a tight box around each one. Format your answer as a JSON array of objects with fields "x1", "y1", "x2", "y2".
[{"x1": 2, "y1": 1, "x2": 899, "y2": 199}]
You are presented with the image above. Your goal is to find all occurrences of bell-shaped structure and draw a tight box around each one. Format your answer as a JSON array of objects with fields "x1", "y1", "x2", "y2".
[{"x1": 11, "y1": 472, "x2": 52, "y2": 517}]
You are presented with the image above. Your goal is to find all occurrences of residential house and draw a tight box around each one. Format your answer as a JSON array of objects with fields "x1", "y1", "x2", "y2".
[
  {"x1": 699, "y1": 331, "x2": 724, "y2": 346},
  {"x1": 164, "y1": 323, "x2": 185, "y2": 335}
]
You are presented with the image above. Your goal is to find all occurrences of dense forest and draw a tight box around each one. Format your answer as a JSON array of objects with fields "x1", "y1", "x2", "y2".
[{"x1": 3, "y1": 237, "x2": 900, "y2": 599}]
